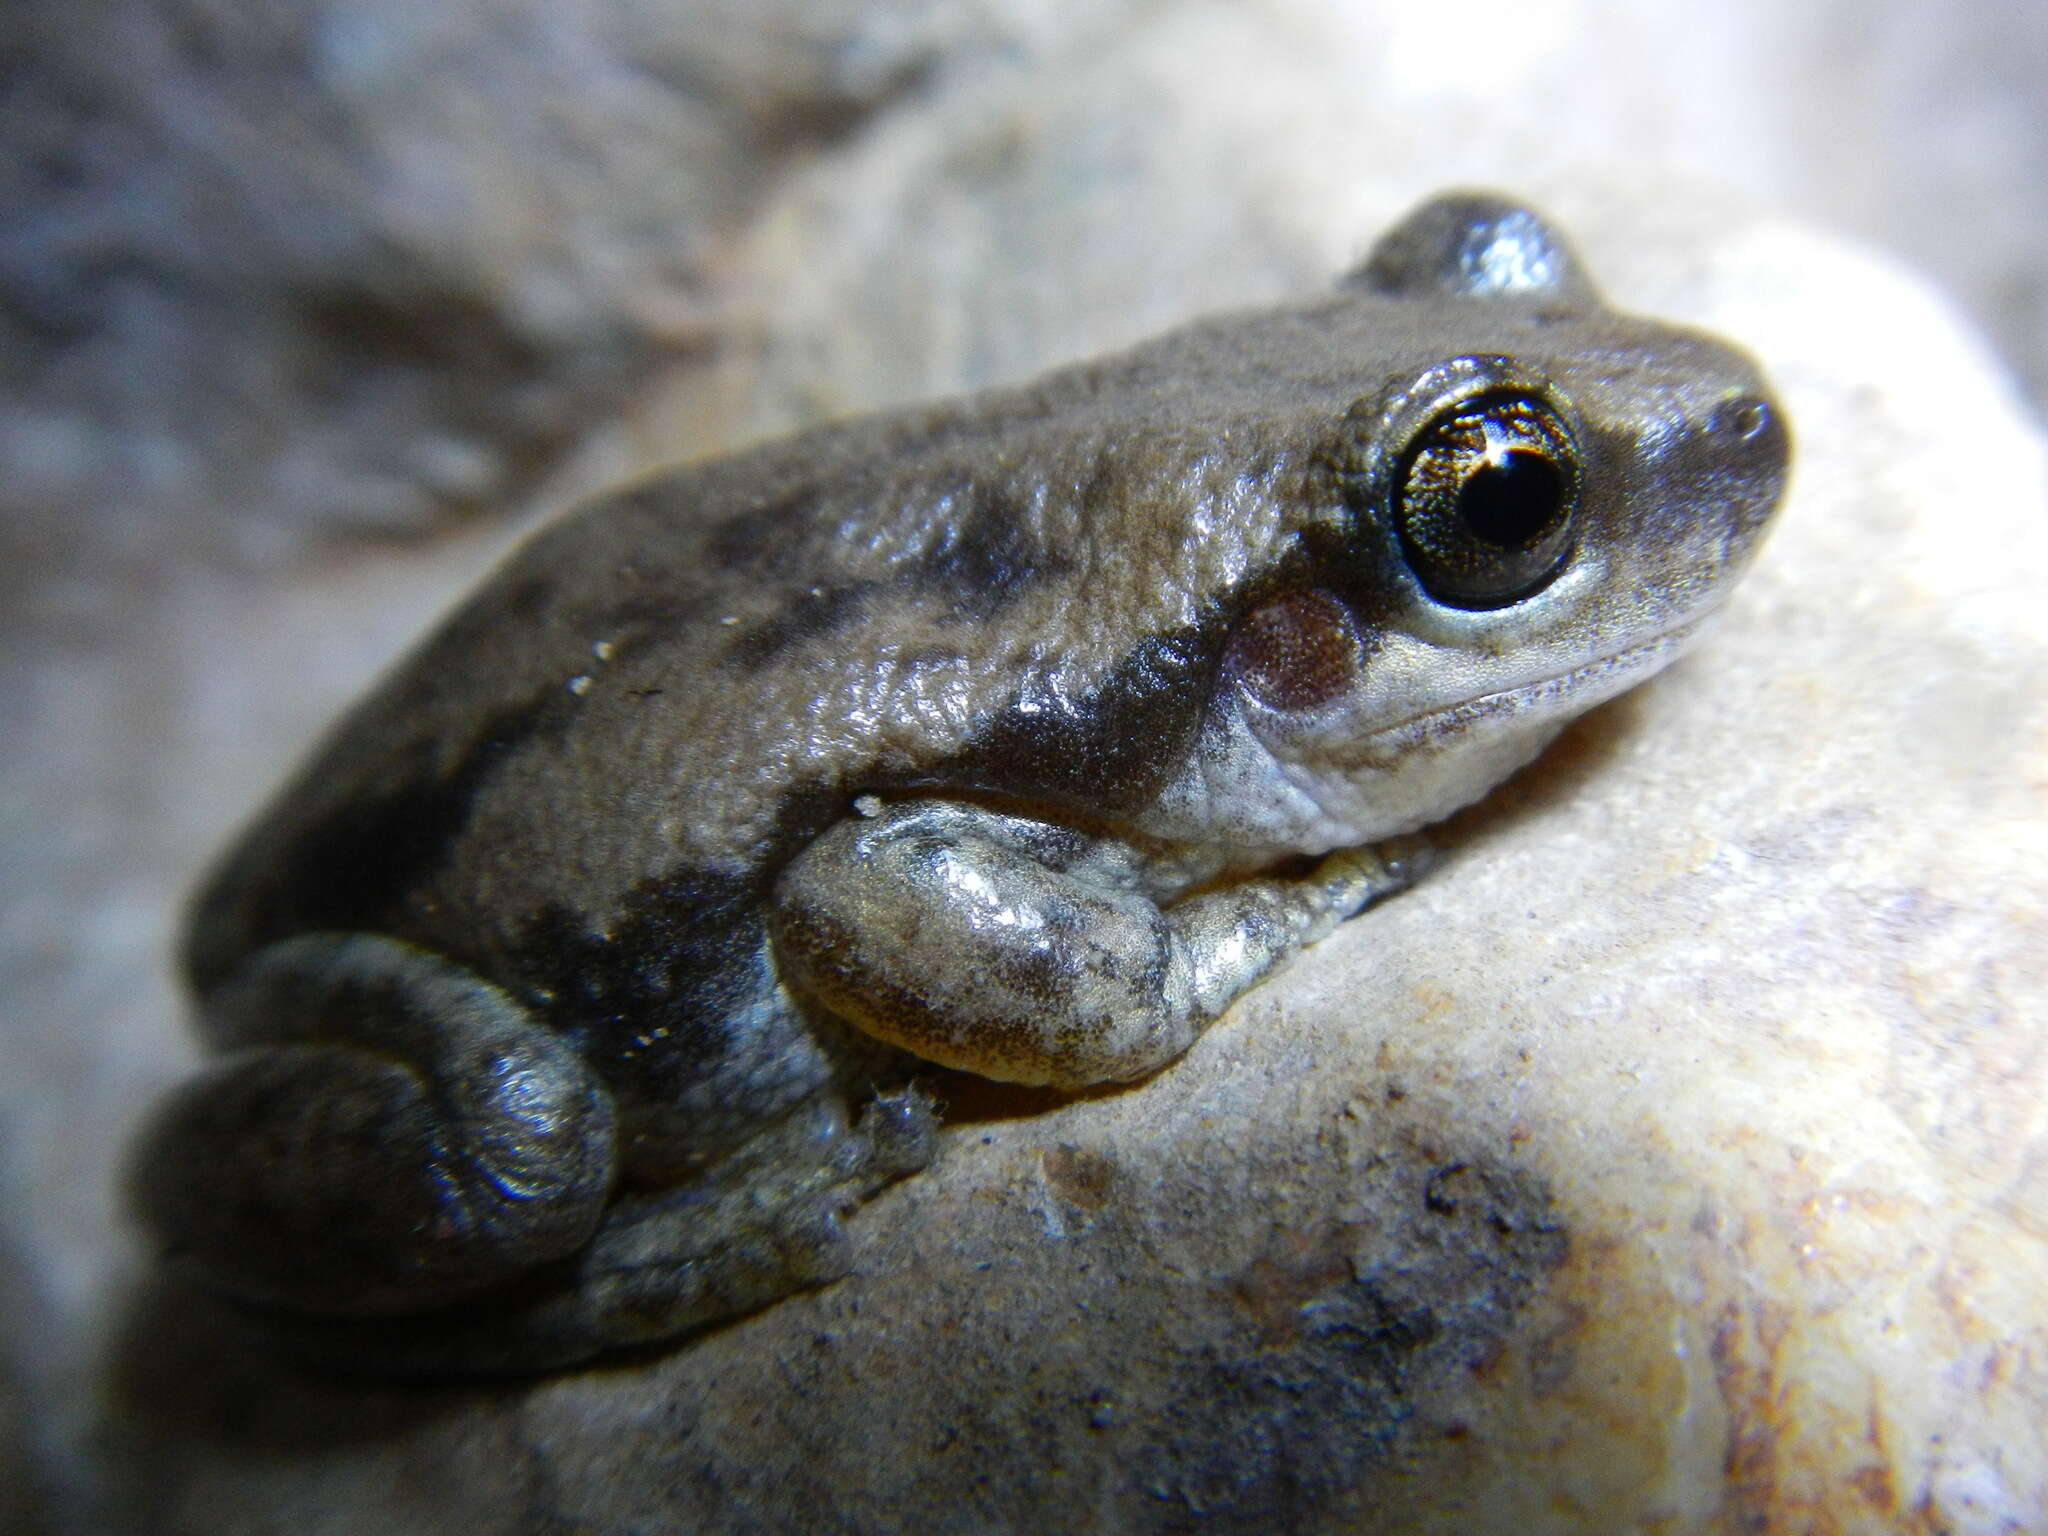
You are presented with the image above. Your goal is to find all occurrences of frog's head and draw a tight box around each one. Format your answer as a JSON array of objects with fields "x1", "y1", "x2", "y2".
[{"x1": 1158, "y1": 192, "x2": 1790, "y2": 854}]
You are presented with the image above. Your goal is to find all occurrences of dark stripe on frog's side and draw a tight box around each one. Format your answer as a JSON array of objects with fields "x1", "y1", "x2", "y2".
[
  {"x1": 512, "y1": 870, "x2": 764, "y2": 1035},
  {"x1": 501, "y1": 611, "x2": 1233, "y2": 1104},
  {"x1": 909, "y1": 526, "x2": 1352, "y2": 821},
  {"x1": 890, "y1": 620, "x2": 1227, "y2": 821},
  {"x1": 183, "y1": 572, "x2": 720, "y2": 995},
  {"x1": 183, "y1": 691, "x2": 581, "y2": 997},
  {"x1": 507, "y1": 867, "x2": 786, "y2": 1144},
  {"x1": 191, "y1": 568, "x2": 1233, "y2": 1106}
]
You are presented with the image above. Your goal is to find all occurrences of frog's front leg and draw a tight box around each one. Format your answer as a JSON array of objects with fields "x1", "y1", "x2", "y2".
[
  {"x1": 771, "y1": 799, "x2": 1427, "y2": 1088},
  {"x1": 128, "y1": 933, "x2": 618, "y2": 1318}
]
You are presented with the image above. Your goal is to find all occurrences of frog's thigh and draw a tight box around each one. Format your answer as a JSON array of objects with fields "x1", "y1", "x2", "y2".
[
  {"x1": 771, "y1": 799, "x2": 1418, "y2": 1088},
  {"x1": 129, "y1": 933, "x2": 617, "y2": 1318}
]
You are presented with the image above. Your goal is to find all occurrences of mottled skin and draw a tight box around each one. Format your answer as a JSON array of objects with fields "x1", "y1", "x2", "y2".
[{"x1": 129, "y1": 194, "x2": 1789, "y2": 1373}]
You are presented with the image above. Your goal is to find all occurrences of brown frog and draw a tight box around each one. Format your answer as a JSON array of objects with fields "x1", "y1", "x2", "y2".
[{"x1": 128, "y1": 192, "x2": 1789, "y2": 1373}]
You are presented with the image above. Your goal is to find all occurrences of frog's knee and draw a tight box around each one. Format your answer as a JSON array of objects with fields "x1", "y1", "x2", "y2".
[
  {"x1": 130, "y1": 934, "x2": 617, "y2": 1317},
  {"x1": 771, "y1": 806, "x2": 1171, "y2": 1084}
]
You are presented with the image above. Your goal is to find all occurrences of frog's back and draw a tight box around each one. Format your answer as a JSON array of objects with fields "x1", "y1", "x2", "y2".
[{"x1": 180, "y1": 329, "x2": 1356, "y2": 1004}]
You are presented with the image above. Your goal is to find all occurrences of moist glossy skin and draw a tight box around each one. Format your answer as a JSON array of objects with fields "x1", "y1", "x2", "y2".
[{"x1": 128, "y1": 193, "x2": 1789, "y2": 1374}]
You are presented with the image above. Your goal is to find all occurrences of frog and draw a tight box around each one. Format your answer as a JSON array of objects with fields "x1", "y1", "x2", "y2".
[{"x1": 126, "y1": 192, "x2": 1789, "y2": 1375}]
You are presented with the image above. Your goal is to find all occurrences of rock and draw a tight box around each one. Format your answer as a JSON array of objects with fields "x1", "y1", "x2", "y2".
[
  {"x1": 8, "y1": 3, "x2": 2048, "y2": 1532},
  {"x1": 0, "y1": 0, "x2": 1055, "y2": 596},
  {"x1": 95, "y1": 132, "x2": 2048, "y2": 1536}
]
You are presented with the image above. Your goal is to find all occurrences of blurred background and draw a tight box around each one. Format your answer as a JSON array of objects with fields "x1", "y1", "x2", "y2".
[{"x1": 4, "y1": 1, "x2": 2045, "y2": 1528}]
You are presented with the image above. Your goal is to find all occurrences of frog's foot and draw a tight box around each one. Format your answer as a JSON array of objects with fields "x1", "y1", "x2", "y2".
[
  {"x1": 252, "y1": 1087, "x2": 939, "y2": 1376},
  {"x1": 1294, "y1": 834, "x2": 1436, "y2": 948},
  {"x1": 129, "y1": 933, "x2": 618, "y2": 1318}
]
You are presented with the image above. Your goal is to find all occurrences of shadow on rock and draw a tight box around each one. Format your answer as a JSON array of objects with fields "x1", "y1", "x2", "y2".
[{"x1": 99, "y1": 1274, "x2": 501, "y2": 1462}]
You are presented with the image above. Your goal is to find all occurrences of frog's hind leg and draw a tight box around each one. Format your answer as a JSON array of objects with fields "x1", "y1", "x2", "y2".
[
  {"x1": 243, "y1": 1085, "x2": 939, "y2": 1376},
  {"x1": 129, "y1": 932, "x2": 619, "y2": 1320},
  {"x1": 579, "y1": 1084, "x2": 938, "y2": 1340}
]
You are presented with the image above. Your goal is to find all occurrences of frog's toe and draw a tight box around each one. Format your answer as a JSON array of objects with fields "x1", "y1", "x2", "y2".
[
  {"x1": 1372, "y1": 833, "x2": 1439, "y2": 887},
  {"x1": 1311, "y1": 834, "x2": 1437, "y2": 922},
  {"x1": 849, "y1": 1084, "x2": 941, "y2": 1181}
]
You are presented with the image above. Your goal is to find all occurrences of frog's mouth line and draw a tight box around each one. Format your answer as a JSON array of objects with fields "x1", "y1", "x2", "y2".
[{"x1": 1365, "y1": 620, "x2": 1703, "y2": 751}]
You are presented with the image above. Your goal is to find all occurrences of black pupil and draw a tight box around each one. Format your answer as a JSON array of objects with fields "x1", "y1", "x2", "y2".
[{"x1": 1456, "y1": 448, "x2": 1562, "y2": 549}]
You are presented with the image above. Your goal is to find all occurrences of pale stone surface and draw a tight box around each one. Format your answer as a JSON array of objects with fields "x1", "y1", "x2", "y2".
[{"x1": 6, "y1": 2, "x2": 2048, "y2": 1533}]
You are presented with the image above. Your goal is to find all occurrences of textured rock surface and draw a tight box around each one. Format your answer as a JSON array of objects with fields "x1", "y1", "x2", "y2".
[
  {"x1": 6, "y1": 2, "x2": 2048, "y2": 1533},
  {"x1": 88, "y1": 219, "x2": 2048, "y2": 1532}
]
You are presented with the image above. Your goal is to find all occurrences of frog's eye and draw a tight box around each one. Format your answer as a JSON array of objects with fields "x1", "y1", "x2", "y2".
[{"x1": 1394, "y1": 390, "x2": 1580, "y2": 608}]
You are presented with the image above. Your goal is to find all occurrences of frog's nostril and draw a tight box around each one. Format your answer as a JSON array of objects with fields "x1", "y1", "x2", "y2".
[{"x1": 1714, "y1": 396, "x2": 1775, "y2": 442}]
